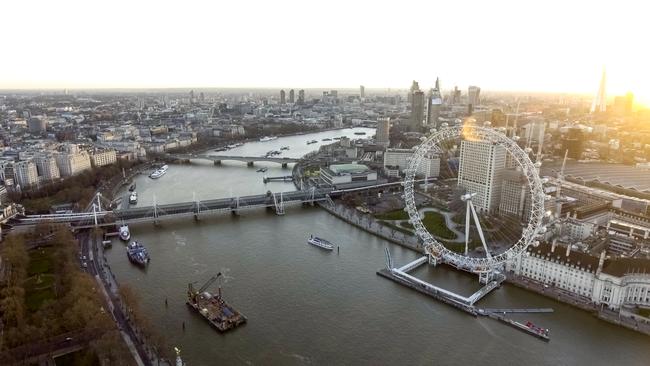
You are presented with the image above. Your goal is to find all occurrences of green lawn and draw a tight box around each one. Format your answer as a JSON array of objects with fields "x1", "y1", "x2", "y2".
[
  {"x1": 378, "y1": 220, "x2": 415, "y2": 236},
  {"x1": 421, "y1": 211, "x2": 457, "y2": 240},
  {"x1": 28, "y1": 248, "x2": 55, "y2": 276},
  {"x1": 399, "y1": 221, "x2": 414, "y2": 229},
  {"x1": 24, "y1": 274, "x2": 56, "y2": 312},
  {"x1": 375, "y1": 209, "x2": 410, "y2": 221}
]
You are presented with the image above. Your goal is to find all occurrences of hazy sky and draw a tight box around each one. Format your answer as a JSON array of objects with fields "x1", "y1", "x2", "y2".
[{"x1": 2, "y1": 0, "x2": 648, "y2": 102}]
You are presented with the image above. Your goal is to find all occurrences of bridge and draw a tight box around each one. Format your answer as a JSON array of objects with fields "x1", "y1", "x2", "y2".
[
  {"x1": 13, "y1": 188, "x2": 334, "y2": 228},
  {"x1": 173, "y1": 154, "x2": 300, "y2": 167},
  {"x1": 12, "y1": 180, "x2": 414, "y2": 228}
]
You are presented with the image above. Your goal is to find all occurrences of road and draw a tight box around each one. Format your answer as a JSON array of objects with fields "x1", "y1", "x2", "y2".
[{"x1": 79, "y1": 231, "x2": 152, "y2": 366}]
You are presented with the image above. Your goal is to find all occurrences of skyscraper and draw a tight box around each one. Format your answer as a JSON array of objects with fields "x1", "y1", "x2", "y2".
[
  {"x1": 408, "y1": 80, "x2": 420, "y2": 103},
  {"x1": 457, "y1": 140, "x2": 506, "y2": 213},
  {"x1": 590, "y1": 68, "x2": 607, "y2": 113},
  {"x1": 298, "y1": 89, "x2": 305, "y2": 105},
  {"x1": 360, "y1": 85, "x2": 365, "y2": 99},
  {"x1": 427, "y1": 77, "x2": 443, "y2": 128},
  {"x1": 410, "y1": 90, "x2": 425, "y2": 132},
  {"x1": 452, "y1": 86, "x2": 461, "y2": 105},
  {"x1": 376, "y1": 117, "x2": 390, "y2": 147},
  {"x1": 468, "y1": 86, "x2": 481, "y2": 107},
  {"x1": 280, "y1": 89, "x2": 286, "y2": 104},
  {"x1": 289, "y1": 89, "x2": 295, "y2": 103}
]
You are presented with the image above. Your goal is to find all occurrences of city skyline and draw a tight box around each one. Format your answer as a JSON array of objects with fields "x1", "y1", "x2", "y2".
[{"x1": 2, "y1": 0, "x2": 649, "y2": 106}]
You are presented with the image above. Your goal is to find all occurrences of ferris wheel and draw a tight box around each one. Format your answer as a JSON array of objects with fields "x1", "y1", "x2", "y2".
[{"x1": 402, "y1": 125, "x2": 547, "y2": 273}]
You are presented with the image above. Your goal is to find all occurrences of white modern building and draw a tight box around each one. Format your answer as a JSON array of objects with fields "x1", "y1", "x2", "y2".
[
  {"x1": 457, "y1": 140, "x2": 506, "y2": 213},
  {"x1": 383, "y1": 148, "x2": 440, "y2": 178},
  {"x1": 320, "y1": 163, "x2": 377, "y2": 187}
]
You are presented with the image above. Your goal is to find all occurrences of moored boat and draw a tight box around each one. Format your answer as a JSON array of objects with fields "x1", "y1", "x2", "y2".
[
  {"x1": 126, "y1": 241, "x2": 150, "y2": 267},
  {"x1": 129, "y1": 191, "x2": 138, "y2": 204},
  {"x1": 119, "y1": 225, "x2": 131, "y2": 241},
  {"x1": 128, "y1": 183, "x2": 136, "y2": 191},
  {"x1": 150, "y1": 164, "x2": 168, "y2": 179},
  {"x1": 259, "y1": 136, "x2": 278, "y2": 142},
  {"x1": 308, "y1": 235, "x2": 334, "y2": 250}
]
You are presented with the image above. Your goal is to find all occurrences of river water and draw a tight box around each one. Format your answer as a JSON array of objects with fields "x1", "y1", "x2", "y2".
[{"x1": 105, "y1": 128, "x2": 650, "y2": 365}]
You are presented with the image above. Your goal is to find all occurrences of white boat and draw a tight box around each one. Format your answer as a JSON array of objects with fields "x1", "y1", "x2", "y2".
[
  {"x1": 259, "y1": 136, "x2": 278, "y2": 142},
  {"x1": 129, "y1": 191, "x2": 138, "y2": 204},
  {"x1": 308, "y1": 235, "x2": 334, "y2": 250},
  {"x1": 150, "y1": 165, "x2": 168, "y2": 179},
  {"x1": 119, "y1": 225, "x2": 131, "y2": 241}
]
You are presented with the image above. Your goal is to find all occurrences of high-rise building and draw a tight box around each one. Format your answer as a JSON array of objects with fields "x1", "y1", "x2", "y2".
[
  {"x1": 590, "y1": 68, "x2": 607, "y2": 113},
  {"x1": 562, "y1": 127, "x2": 584, "y2": 160},
  {"x1": 360, "y1": 85, "x2": 365, "y2": 99},
  {"x1": 376, "y1": 117, "x2": 390, "y2": 147},
  {"x1": 427, "y1": 77, "x2": 443, "y2": 128},
  {"x1": 468, "y1": 85, "x2": 481, "y2": 107},
  {"x1": 289, "y1": 89, "x2": 295, "y2": 104},
  {"x1": 14, "y1": 160, "x2": 38, "y2": 188},
  {"x1": 410, "y1": 90, "x2": 425, "y2": 132},
  {"x1": 457, "y1": 140, "x2": 506, "y2": 213},
  {"x1": 499, "y1": 168, "x2": 530, "y2": 221},
  {"x1": 298, "y1": 89, "x2": 305, "y2": 105},
  {"x1": 34, "y1": 154, "x2": 60, "y2": 181},
  {"x1": 280, "y1": 90, "x2": 286, "y2": 104}
]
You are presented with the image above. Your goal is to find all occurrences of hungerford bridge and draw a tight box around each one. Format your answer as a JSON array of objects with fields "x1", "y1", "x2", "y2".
[{"x1": 11, "y1": 182, "x2": 408, "y2": 229}]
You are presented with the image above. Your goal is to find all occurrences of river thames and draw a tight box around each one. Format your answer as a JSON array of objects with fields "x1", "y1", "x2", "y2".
[{"x1": 104, "y1": 128, "x2": 650, "y2": 365}]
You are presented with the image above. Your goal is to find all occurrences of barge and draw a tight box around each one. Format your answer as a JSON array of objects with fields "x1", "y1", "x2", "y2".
[{"x1": 187, "y1": 273, "x2": 247, "y2": 332}]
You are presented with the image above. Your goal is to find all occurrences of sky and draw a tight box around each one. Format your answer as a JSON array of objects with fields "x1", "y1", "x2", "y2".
[{"x1": 1, "y1": 0, "x2": 648, "y2": 104}]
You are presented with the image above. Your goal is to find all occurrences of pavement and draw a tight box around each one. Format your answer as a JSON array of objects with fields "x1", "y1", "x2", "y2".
[{"x1": 79, "y1": 231, "x2": 166, "y2": 366}]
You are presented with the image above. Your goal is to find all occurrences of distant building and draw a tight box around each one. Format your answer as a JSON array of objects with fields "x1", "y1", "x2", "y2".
[
  {"x1": 91, "y1": 149, "x2": 117, "y2": 167},
  {"x1": 590, "y1": 68, "x2": 607, "y2": 113},
  {"x1": 14, "y1": 160, "x2": 38, "y2": 188},
  {"x1": 320, "y1": 163, "x2": 377, "y2": 187},
  {"x1": 298, "y1": 89, "x2": 305, "y2": 105},
  {"x1": 562, "y1": 127, "x2": 585, "y2": 159},
  {"x1": 28, "y1": 117, "x2": 47, "y2": 134},
  {"x1": 376, "y1": 117, "x2": 390, "y2": 147},
  {"x1": 360, "y1": 85, "x2": 365, "y2": 99},
  {"x1": 289, "y1": 89, "x2": 295, "y2": 104},
  {"x1": 457, "y1": 140, "x2": 506, "y2": 213},
  {"x1": 34, "y1": 154, "x2": 61, "y2": 181},
  {"x1": 410, "y1": 90, "x2": 425, "y2": 132},
  {"x1": 280, "y1": 90, "x2": 286, "y2": 104},
  {"x1": 426, "y1": 77, "x2": 443, "y2": 128},
  {"x1": 468, "y1": 85, "x2": 481, "y2": 109}
]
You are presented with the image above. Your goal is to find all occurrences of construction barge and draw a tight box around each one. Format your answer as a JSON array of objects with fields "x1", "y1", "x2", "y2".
[{"x1": 187, "y1": 273, "x2": 247, "y2": 332}]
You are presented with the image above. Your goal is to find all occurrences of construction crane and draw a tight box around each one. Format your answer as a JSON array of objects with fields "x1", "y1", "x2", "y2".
[{"x1": 187, "y1": 272, "x2": 222, "y2": 301}]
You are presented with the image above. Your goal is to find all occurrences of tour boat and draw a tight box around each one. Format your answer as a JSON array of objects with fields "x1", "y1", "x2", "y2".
[
  {"x1": 119, "y1": 225, "x2": 131, "y2": 241},
  {"x1": 259, "y1": 136, "x2": 278, "y2": 142},
  {"x1": 280, "y1": 146, "x2": 290, "y2": 150},
  {"x1": 129, "y1": 191, "x2": 138, "y2": 204},
  {"x1": 150, "y1": 164, "x2": 169, "y2": 179},
  {"x1": 307, "y1": 235, "x2": 334, "y2": 250},
  {"x1": 256, "y1": 167, "x2": 268, "y2": 173}
]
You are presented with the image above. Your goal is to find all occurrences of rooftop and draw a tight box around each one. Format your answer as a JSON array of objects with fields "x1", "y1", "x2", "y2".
[{"x1": 329, "y1": 163, "x2": 371, "y2": 174}]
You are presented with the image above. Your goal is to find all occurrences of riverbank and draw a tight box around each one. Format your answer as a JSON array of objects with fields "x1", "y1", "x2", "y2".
[
  {"x1": 319, "y1": 201, "x2": 424, "y2": 253},
  {"x1": 320, "y1": 198, "x2": 650, "y2": 337}
]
